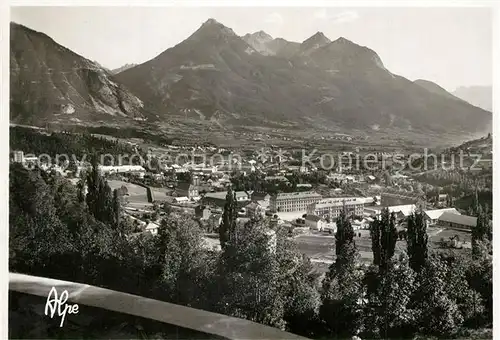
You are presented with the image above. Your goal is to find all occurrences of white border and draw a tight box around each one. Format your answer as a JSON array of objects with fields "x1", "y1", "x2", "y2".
[
  {"x1": 2, "y1": 2, "x2": 499, "y2": 340},
  {"x1": 6, "y1": 0, "x2": 500, "y2": 7},
  {"x1": 492, "y1": 4, "x2": 499, "y2": 340},
  {"x1": 1, "y1": 3, "x2": 10, "y2": 340}
]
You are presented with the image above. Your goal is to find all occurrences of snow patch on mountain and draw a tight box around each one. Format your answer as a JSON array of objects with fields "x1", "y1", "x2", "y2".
[
  {"x1": 317, "y1": 97, "x2": 334, "y2": 104},
  {"x1": 245, "y1": 47, "x2": 256, "y2": 55},
  {"x1": 62, "y1": 104, "x2": 75, "y2": 114},
  {"x1": 194, "y1": 109, "x2": 205, "y2": 120}
]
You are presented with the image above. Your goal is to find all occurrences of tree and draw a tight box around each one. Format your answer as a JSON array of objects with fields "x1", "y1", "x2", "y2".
[
  {"x1": 119, "y1": 185, "x2": 129, "y2": 196},
  {"x1": 465, "y1": 251, "x2": 492, "y2": 325},
  {"x1": 219, "y1": 187, "x2": 238, "y2": 249},
  {"x1": 9, "y1": 164, "x2": 74, "y2": 278},
  {"x1": 370, "y1": 208, "x2": 398, "y2": 271},
  {"x1": 406, "y1": 211, "x2": 428, "y2": 272},
  {"x1": 438, "y1": 253, "x2": 485, "y2": 327},
  {"x1": 276, "y1": 229, "x2": 321, "y2": 337},
  {"x1": 335, "y1": 209, "x2": 355, "y2": 257},
  {"x1": 176, "y1": 171, "x2": 192, "y2": 183},
  {"x1": 66, "y1": 158, "x2": 78, "y2": 177},
  {"x1": 384, "y1": 171, "x2": 393, "y2": 187},
  {"x1": 215, "y1": 218, "x2": 286, "y2": 329},
  {"x1": 153, "y1": 213, "x2": 212, "y2": 307},
  {"x1": 85, "y1": 156, "x2": 114, "y2": 225},
  {"x1": 76, "y1": 177, "x2": 86, "y2": 203},
  {"x1": 411, "y1": 255, "x2": 464, "y2": 337},
  {"x1": 472, "y1": 204, "x2": 492, "y2": 258},
  {"x1": 446, "y1": 193, "x2": 453, "y2": 207},
  {"x1": 370, "y1": 217, "x2": 382, "y2": 267},
  {"x1": 363, "y1": 254, "x2": 417, "y2": 339},
  {"x1": 112, "y1": 189, "x2": 121, "y2": 231},
  {"x1": 320, "y1": 210, "x2": 363, "y2": 337}
]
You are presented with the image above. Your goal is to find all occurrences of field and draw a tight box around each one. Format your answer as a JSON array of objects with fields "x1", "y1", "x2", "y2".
[
  {"x1": 295, "y1": 227, "x2": 467, "y2": 271},
  {"x1": 427, "y1": 226, "x2": 472, "y2": 250},
  {"x1": 150, "y1": 187, "x2": 173, "y2": 202},
  {"x1": 107, "y1": 180, "x2": 152, "y2": 209},
  {"x1": 428, "y1": 227, "x2": 472, "y2": 242},
  {"x1": 294, "y1": 229, "x2": 402, "y2": 265},
  {"x1": 294, "y1": 233, "x2": 335, "y2": 261}
]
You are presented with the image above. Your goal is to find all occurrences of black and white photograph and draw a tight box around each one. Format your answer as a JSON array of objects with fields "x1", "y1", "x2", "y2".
[{"x1": 6, "y1": 3, "x2": 495, "y2": 339}]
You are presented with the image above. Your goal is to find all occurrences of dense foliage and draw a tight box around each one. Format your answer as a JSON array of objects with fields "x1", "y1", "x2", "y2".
[
  {"x1": 10, "y1": 127, "x2": 144, "y2": 166},
  {"x1": 9, "y1": 163, "x2": 492, "y2": 338}
]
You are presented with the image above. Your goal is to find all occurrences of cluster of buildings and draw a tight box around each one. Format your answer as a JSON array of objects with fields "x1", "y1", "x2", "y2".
[
  {"x1": 98, "y1": 165, "x2": 147, "y2": 178},
  {"x1": 11, "y1": 150, "x2": 149, "y2": 179},
  {"x1": 11, "y1": 151, "x2": 68, "y2": 175},
  {"x1": 364, "y1": 204, "x2": 485, "y2": 231},
  {"x1": 190, "y1": 185, "x2": 384, "y2": 231},
  {"x1": 191, "y1": 182, "x2": 484, "y2": 234},
  {"x1": 12, "y1": 145, "x2": 487, "y2": 237}
]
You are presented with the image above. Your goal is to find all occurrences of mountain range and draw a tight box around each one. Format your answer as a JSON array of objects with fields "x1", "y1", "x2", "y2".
[
  {"x1": 413, "y1": 79, "x2": 463, "y2": 102},
  {"x1": 111, "y1": 63, "x2": 137, "y2": 75},
  {"x1": 413, "y1": 80, "x2": 492, "y2": 113},
  {"x1": 10, "y1": 19, "x2": 492, "y2": 142}
]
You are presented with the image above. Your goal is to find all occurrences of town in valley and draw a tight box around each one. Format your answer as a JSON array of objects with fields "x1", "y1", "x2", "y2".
[{"x1": 8, "y1": 7, "x2": 493, "y2": 340}]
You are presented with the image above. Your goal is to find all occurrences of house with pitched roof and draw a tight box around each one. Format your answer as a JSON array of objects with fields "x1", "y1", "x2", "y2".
[
  {"x1": 424, "y1": 208, "x2": 461, "y2": 226},
  {"x1": 437, "y1": 212, "x2": 478, "y2": 230}
]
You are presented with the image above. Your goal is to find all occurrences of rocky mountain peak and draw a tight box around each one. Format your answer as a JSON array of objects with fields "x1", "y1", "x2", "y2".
[
  {"x1": 303, "y1": 32, "x2": 330, "y2": 45},
  {"x1": 332, "y1": 36, "x2": 353, "y2": 44},
  {"x1": 299, "y1": 32, "x2": 331, "y2": 55},
  {"x1": 242, "y1": 30, "x2": 274, "y2": 55},
  {"x1": 191, "y1": 18, "x2": 237, "y2": 40}
]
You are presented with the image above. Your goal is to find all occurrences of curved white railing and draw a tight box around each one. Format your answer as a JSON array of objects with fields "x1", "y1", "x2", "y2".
[{"x1": 9, "y1": 272, "x2": 310, "y2": 340}]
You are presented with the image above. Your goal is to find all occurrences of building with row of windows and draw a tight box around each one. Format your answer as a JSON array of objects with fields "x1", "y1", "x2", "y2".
[
  {"x1": 306, "y1": 197, "x2": 365, "y2": 220},
  {"x1": 270, "y1": 191, "x2": 323, "y2": 213},
  {"x1": 436, "y1": 212, "x2": 479, "y2": 230},
  {"x1": 11, "y1": 150, "x2": 39, "y2": 167},
  {"x1": 98, "y1": 165, "x2": 146, "y2": 178}
]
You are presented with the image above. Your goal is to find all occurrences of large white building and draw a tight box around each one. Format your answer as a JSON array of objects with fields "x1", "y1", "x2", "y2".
[
  {"x1": 98, "y1": 165, "x2": 146, "y2": 177},
  {"x1": 270, "y1": 191, "x2": 323, "y2": 212},
  {"x1": 307, "y1": 197, "x2": 365, "y2": 220},
  {"x1": 364, "y1": 204, "x2": 417, "y2": 221},
  {"x1": 12, "y1": 150, "x2": 24, "y2": 163}
]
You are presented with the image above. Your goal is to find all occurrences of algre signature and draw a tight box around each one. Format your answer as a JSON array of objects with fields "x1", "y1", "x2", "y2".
[{"x1": 44, "y1": 287, "x2": 79, "y2": 327}]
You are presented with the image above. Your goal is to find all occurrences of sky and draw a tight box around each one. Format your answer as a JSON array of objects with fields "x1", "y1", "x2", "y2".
[{"x1": 11, "y1": 6, "x2": 492, "y2": 91}]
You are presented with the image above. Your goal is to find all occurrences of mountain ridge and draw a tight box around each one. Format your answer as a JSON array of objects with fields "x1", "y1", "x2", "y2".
[
  {"x1": 453, "y1": 85, "x2": 492, "y2": 112},
  {"x1": 10, "y1": 20, "x2": 492, "y2": 142},
  {"x1": 112, "y1": 63, "x2": 138, "y2": 75},
  {"x1": 10, "y1": 22, "x2": 149, "y2": 126},
  {"x1": 414, "y1": 79, "x2": 463, "y2": 101}
]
